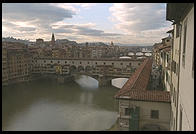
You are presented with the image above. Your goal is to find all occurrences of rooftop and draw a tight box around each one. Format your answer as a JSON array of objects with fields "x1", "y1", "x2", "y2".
[{"x1": 114, "y1": 58, "x2": 170, "y2": 103}]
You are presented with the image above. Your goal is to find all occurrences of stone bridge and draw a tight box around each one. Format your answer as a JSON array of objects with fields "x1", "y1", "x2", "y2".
[
  {"x1": 124, "y1": 51, "x2": 152, "y2": 57},
  {"x1": 32, "y1": 58, "x2": 144, "y2": 86}
]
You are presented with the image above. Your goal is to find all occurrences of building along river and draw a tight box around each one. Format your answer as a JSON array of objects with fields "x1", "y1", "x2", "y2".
[{"x1": 2, "y1": 75, "x2": 128, "y2": 131}]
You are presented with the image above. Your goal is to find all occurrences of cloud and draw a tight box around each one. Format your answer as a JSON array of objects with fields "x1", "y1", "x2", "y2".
[
  {"x1": 108, "y1": 3, "x2": 172, "y2": 44},
  {"x1": 2, "y1": 3, "x2": 76, "y2": 39},
  {"x1": 52, "y1": 23, "x2": 122, "y2": 37},
  {"x1": 2, "y1": 3, "x2": 172, "y2": 45},
  {"x1": 109, "y1": 3, "x2": 171, "y2": 32},
  {"x1": 2, "y1": 3, "x2": 75, "y2": 23}
]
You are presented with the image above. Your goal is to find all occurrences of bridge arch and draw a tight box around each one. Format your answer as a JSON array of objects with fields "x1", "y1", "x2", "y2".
[
  {"x1": 111, "y1": 78, "x2": 129, "y2": 88},
  {"x1": 85, "y1": 66, "x2": 92, "y2": 72},
  {"x1": 70, "y1": 65, "x2": 77, "y2": 73},
  {"x1": 78, "y1": 66, "x2": 85, "y2": 72},
  {"x1": 144, "y1": 52, "x2": 152, "y2": 56}
]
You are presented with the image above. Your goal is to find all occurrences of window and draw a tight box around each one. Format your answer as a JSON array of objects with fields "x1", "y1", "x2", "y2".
[
  {"x1": 125, "y1": 108, "x2": 129, "y2": 115},
  {"x1": 173, "y1": 61, "x2": 176, "y2": 74},
  {"x1": 151, "y1": 110, "x2": 159, "y2": 119},
  {"x1": 80, "y1": 62, "x2": 82, "y2": 64},
  {"x1": 129, "y1": 63, "x2": 132, "y2": 66},
  {"x1": 65, "y1": 61, "x2": 67, "y2": 64},
  {"x1": 88, "y1": 62, "x2": 89, "y2": 64},
  {"x1": 174, "y1": 90, "x2": 177, "y2": 107},
  {"x1": 58, "y1": 61, "x2": 60, "y2": 63},
  {"x1": 95, "y1": 62, "x2": 97, "y2": 65},
  {"x1": 104, "y1": 62, "x2": 106, "y2": 65},
  {"x1": 125, "y1": 108, "x2": 133, "y2": 116},
  {"x1": 167, "y1": 54, "x2": 169, "y2": 63},
  {"x1": 121, "y1": 63, "x2": 123, "y2": 65},
  {"x1": 51, "y1": 61, "x2": 53, "y2": 63},
  {"x1": 72, "y1": 61, "x2": 74, "y2": 64},
  {"x1": 182, "y1": 19, "x2": 187, "y2": 68},
  {"x1": 166, "y1": 72, "x2": 168, "y2": 82},
  {"x1": 112, "y1": 63, "x2": 114, "y2": 65},
  {"x1": 176, "y1": 24, "x2": 181, "y2": 38},
  {"x1": 44, "y1": 60, "x2": 46, "y2": 63}
]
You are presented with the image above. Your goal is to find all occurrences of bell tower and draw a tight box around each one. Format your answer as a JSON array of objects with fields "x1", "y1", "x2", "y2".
[{"x1": 51, "y1": 33, "x2": 55, "y2": 46}]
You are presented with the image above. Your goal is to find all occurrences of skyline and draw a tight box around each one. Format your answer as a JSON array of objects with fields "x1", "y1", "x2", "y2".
[{"x1": 2, "y1": 3, "x2": 172, "y2": 45}]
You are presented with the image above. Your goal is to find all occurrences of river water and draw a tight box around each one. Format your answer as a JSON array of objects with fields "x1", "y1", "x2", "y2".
[{"x1": 2, "y1": 75, "x2": 128, "y2": 131}]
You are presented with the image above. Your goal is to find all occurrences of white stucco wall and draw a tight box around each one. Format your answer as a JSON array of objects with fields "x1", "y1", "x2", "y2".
[{"x1": 178, "y1": 6, "x2": 194, "y2": 131}]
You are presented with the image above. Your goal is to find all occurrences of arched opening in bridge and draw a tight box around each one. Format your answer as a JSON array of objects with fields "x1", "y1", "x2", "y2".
[
  {"x1": 119, "y1": 56, "x2": 132, "y2": 59},
  {"x1": 145, "y1": 53, "x2": 152, "y2": 56},
  {"x1": 70, "y1": 65, "x2": 77, "y2": 73},
  {"x1": 128, "y1": 52, "x2": 135, "y2": 56},
  {"x1": 74, "y1": 75, "x2": 98, "y2": 89},
  {"x1": 78, "y1": 66, "x2": 85, "y2": 72},
  {"x1": 111, "y1": 78, "x2": 129, "y2": 88},
  {"x1": 137, "y1": 57, "x2": 146, "y2": 59},
  {"x1": 136, "y1": 52, "x2": 143, "y2": 56},
  {"x1": 85, "y1": 66, "x2": 92, "y2": 73}
]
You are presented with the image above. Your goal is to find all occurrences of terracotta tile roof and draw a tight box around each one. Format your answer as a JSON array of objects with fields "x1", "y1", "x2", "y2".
[
  {"x1": 114, "y1": 58, "x2": 152, "y2": 97},
  {"x1": 121, "y1": 90, "x2": 170, "y2": 102},
  {"x1": 114, "y1": 58, "x2": 170, "y2": 103}
]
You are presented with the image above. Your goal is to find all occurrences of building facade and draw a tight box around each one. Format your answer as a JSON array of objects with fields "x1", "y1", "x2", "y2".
[
  {"x1": 115, "y1": 58, "x2": 171, "y2": 131},
  {"x1": 166, "y1": 3, "x2": 194, "y2": 131}
]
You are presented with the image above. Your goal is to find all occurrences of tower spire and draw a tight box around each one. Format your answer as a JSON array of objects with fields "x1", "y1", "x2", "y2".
[{"x1": 51, "y1": 33, "x2": 55, "y2": 45}]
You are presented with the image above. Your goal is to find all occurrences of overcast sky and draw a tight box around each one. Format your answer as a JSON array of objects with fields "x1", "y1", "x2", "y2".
[{"x1": 2, "y1": 3, "x2": 172, "y2": 45}]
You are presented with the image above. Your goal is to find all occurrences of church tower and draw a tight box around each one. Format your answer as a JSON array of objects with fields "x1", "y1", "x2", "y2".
[{"x1": 51, "y1": 33, "x2": 55, "y2": 46}]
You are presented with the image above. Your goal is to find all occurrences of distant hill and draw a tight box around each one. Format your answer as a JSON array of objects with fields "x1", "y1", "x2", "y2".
[
  {"x1": 2, "y1": 37, "x2": 30, "y2": 44},
  {"x1": 56, "y1": 39, "x2": 78, "y2": 45},
  {"x1": 79, "y1": 42, "x2": 107, "y2": 46},
  {"x1": 114, "y1": 43, "x2": 153, "y2": 47}
]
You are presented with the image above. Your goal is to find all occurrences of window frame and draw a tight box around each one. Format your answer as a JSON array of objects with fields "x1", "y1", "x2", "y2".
[{"x1": 151, "y1": 110, "x2": 159, "y2": 119}]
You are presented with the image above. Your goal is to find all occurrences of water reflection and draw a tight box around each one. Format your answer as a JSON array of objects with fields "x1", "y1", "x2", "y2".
[
  {"x1": 75, "y1": 75, "x2": 98, "y2": 89},
  {"x1": 2, "y1": 76, "x2": 121, "y2": 131}
]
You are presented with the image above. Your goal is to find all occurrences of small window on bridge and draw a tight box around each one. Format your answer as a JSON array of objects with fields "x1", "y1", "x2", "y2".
[
  {"x1": 51, "y1": 61, "x2": 53, "y2": 63},
  {"x1": 58, "y1": 61, "x2": 60, "y2": 63},
  {"x1": 88, "y1": 62, "x2": 89, "y2": 64},
  {"x1": 112, "y1": 63, "x2": 114, "y2": 65},
  {"x1": 121, "y1": 63, "x2": 123, "y2": 65},
  {"x1": 65, "y1": 61, "x2": 67, "y2": 64},
  {"x1": 80, "y1": 62, "x2": 82, "y2": 64},
  {"x1": 96, "y1": 62, "x2": 97, "y2": 64},
  {"x1": 104, "y1": 62, "x2": 106, "y2": 65},
  {"x1": 44, "y1": 60, "x2": 46, "y2": 63},
  {"x1": 129, "y1": 63, "x2": 132, "y2": 66}
]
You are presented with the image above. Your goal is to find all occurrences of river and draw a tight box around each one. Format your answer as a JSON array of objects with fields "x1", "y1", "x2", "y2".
[{"x1": 2, "y1": 75, "x2": 128, "y2": 131}]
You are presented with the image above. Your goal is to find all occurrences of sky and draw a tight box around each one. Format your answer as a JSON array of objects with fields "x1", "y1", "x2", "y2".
[{"x1": 2, "y1": 3, "x2": 173, "y2": 45}]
